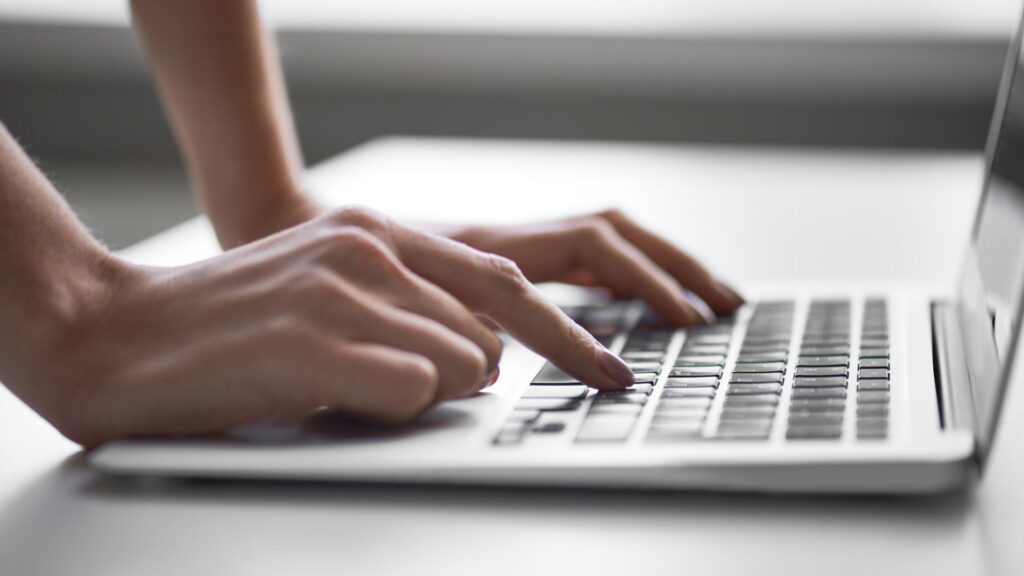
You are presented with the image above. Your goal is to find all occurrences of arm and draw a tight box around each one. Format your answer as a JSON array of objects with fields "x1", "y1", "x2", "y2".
[
  {"x1": 130, "y1": 0, "x2": 315, "y2": 248},
  {"x1": 0, "y1": 120, "x2": 636, "y2": 447},
  {"x1": 131, "y1": 0, "x2": 742, "y2": 321}
]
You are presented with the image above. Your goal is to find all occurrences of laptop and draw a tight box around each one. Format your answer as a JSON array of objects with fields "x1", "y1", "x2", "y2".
[{"x1": 89, "y1": 16, "x2": 1024, "y2": 495}]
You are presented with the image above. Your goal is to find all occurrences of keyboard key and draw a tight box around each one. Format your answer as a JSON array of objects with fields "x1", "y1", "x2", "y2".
[
  {"x1": 858, "y1": 357, "x2": 890, "y2": 369},
  {"x1": 646, "y1": 427, "x2": 705, "y2": 442},
  {"x1": 786, "y1": 424, "x2": 842, "y2": 439},
  {"x1": 789, "y1": 397, "x2": 846, "y2": 411},
  {"x1": 625, "y1": 383, "x2": 654, "y2": 394},
  {"x1": 720, "y1": 406, "x2": 777, "y2": 419},
  {"x1": 792, "y1": 376, "x2": 848, "y2": 388},
  {"x1": 736, "y1": 352, "x2": 789, "y2": 363},
  {"x1": 860, "y1": 338, "x2": 889, "y2": 349},
  {"x1": 648, "y1": 421, "x2": 706, "y2": 434},
  {"x1": 797, "y1": 355, "x2": 850, "y2": 367},
  {"x1": 621, "y1": 350, "x2": 666, "y2": 361},
  {"x1": 858, "y1": 368, "x2": 890, "y2": 380},
  {"x1": 652, "y1": 408, "x2": 707, "y2": 421},
  {"x1": 741, "y1": 337, "x2": 791, "y2": 348},
  {"x1": 741, "y1": 342, "x2": 790, "y2": 352},
  {"x1": 681, "y1": 344, "x2": 730, "y2": 355},
  {"x1": 859, "y1": 348, "x2": 890, "y2": 359},
  {"x1": 794, "y1": 366, "x2": 848, "y2": 378},
  {"x1": 633, "y1": 372, "x2": 660, "y2": 384},
  {"x1": 732, "y1": 362, "x2": 786, "y2": 374},
  {"x1": 625, "y1": 361, "x2": 662, "y2": 372},
  {"x1": 664, "y1": 376, "x2": 719, "y2": 388},
  {"x1": 493, "y1": 423, "x2": 527, "y2": 445},
  {"x1": 522, "y1": 384, "x2": 590, "y2": 399},
  {"x1": 533, "y1": 422, "x2": 567, "y2": 434},
  {"x1": 857, "y1": 380, "x2": 890, "y2": 391},
  {"x1": 661, "y1": 388, "x2": 716, "y2": 399},
  {"x1": 654, "y1": 407, "x2": 709, "y2": 420},
  {"x1": 789, "y1": 407, "x2": 844, "y2": 419},
  {"x1": 799, "y1": 345, "x2": 850, "y2": 356},
  {"x1": 857, "y1": 404, "x2": 889, "y2": 417},
  {"x1": 576, "y1": 415, "x2": 637, "y2": 442},
  {"x1": 857, "y1": 417, "x2": 889, "y2": 430},
  {"x1": 515, "y1": 398, "x2": 583, "y2": 411},
  {"x1": 723, "y1": 393, "x2": 781, "y2": 406},
  {"x1": 505, "y1": 410, "x2": 542, "y2": 423},
  {"x1": 658, "y1": 397, "x2": 714, "y2": 409},
  {"x1": 800, "y1": 336, "x2": 850, "y2": 346},
  {"x1": 589, "y1": 402, "x2": 644, "y2": 415},
  {"x1": 791, "y1": 387, "x2": 846, "y2": 399},
  {"x1": 714, "y1": 422, "x2": 772, "y2": 440},
  {"x1": 858, "y1": 390, "x2": 890, "y2": 404},
  {"x1": 669, "y1": 366, "x2": 723, "y2": 378},
  {"x1": 593, "y1": 390, "x2": 649, "y2": 404},
  {"x1": 531, "y1": 363, "x2": 580, "y2": 385},
  {"x1": 727, "y1": 382, "x2": 783, "y2": 395},
  {"x1": 686, "y1": 333, "x2": 733, "y2": 345},
  {"x1": 730, "y1": 372, "x2": 784, "y2": 384},
  {"x1": 674, "y1": 355, "x2": 726, "y2": 367},
  {"x1": 788, "y1": 413, "x2": 843, "y2": 426}
]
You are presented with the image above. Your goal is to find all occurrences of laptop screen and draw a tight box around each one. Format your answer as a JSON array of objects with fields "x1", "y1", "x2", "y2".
[{"x1": 958, "y1": 12, "x2": 1024, "y2": 461}]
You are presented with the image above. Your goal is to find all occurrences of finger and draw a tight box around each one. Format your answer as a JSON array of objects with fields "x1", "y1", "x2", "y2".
[
  {"x1": 316, "y1": 225, "x2": 503, "y2": 377},
  {"x1": 370, "y1": 267, "x2": 504, "y2": 377},
  {"x1": 387, "y1": 228, "x2": 635, "y2": 390},
  {"x1": 316, "y1": 281, "x2": 491, "y2": 401},
  {"x1": 312, "y1": 341, "x2": 441, "y2": 423},
  {"x1": 567, "y1": 220, "x2": 707, "y2": 325},
  {"x1": 85, "y1": 324, "x2": 440, "y2": 442},
  {"x1": 598, "y1": 209, "x2": 743, "y2": 315},
  {"x1": 362, "y1": 302, "x2": 491, "y2": 400}
]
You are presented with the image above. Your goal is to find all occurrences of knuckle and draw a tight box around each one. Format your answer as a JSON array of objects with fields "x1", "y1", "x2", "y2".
[
  {"x1": 292, "y1": 267, "x2": 340, "y2": 301},
  {"x1": 595, "y1": 207, "x2": 625, "y2": 222},
  {"x1": 577, "y1": 217, "x2": 616, "y2": 242},
  {"x1": 312, "y1": 226, "x2": 400, "y2": 274},
  {"x1": 331, "y1": 204, "x2": 390, "y2": 234},
  {"x1": 482, "y1": 254, "x2": 528, "y2": 294}
]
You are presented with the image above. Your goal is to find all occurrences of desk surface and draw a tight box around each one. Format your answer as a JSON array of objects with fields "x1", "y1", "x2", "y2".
[{"x1": 2, "y1": 137, "x2": 1021, "y2": 576}]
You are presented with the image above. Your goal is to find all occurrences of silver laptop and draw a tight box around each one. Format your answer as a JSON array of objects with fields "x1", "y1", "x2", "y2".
[{"x1": 89, "y1": 15, "x2": 1024, "y2": 495}]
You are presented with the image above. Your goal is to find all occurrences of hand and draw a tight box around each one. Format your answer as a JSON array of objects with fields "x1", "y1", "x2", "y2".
[
  {"x1": 24, "y1": 207, "x2": 637, "y2": 447},
  {"x1": 250, "y1": 199, "x2": 742, "y2": 323},
  {"x1": 448, "y1": 209, "x2": 743, "y2": 323}
]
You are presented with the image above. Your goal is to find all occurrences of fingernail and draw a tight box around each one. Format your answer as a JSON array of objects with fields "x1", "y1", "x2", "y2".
[
  {"x1": 716, "y1": 280, "x2": 744, "y2": 307},
  {"x1": 480, "y1": 366, "x2": 500, "y2": 389},
  {"x1": 487, "y1": 364, "x2": 503, "y2": 383},
  {"x1": 681, "y1": 295, "x2": 713, "y2": 325},
  {"x1": 598, "y1": 350, "x2": 634, "y2": 388}
]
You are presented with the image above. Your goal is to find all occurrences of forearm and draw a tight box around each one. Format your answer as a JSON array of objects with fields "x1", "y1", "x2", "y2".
[
  {"x1": 0, "y1": 123, "x2": 121, "y2": 404},
  {"x1": 130, "y1": 0, "x2": 310, "y2": 249}
]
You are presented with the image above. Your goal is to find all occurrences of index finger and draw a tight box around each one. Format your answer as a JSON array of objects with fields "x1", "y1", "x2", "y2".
[
  {"x1": 598, "y1": 209, "x2": 743, "y2": 315},
  {"x1": 389, "y1": 228, "x2": 635, "y2": 390}
]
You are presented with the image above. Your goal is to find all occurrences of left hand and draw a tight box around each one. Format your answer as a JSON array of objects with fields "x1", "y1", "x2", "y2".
[{"x1": 447, "y1": 209, "x2": 742, "y2": 324}]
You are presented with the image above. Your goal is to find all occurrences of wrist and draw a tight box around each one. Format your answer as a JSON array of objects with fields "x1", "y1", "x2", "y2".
[
  {"x1": 0, "y1": 233, "x2": 134, "y2": 416},
  {"x1": 212, "y1": 188, "x2": 324, "y2": 249}
]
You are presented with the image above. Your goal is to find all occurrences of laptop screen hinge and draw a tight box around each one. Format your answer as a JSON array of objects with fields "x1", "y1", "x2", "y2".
[{"x1": 931, "y1": 301, "x2": 976, "y2": 433}]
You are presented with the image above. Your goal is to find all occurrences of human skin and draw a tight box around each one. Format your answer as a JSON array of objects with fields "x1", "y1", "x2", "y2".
[{"x1": 0, "y1": 1, "x2": 741, "y2": 448}]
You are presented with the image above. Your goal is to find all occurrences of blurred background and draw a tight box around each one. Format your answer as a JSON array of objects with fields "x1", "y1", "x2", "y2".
[{"x1": 1, "y1": 0, "x2": 1021, "y2": 248}]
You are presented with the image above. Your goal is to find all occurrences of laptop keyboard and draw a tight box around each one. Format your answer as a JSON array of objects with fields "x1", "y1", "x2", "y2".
[{"x1": 494, "y1": 298, "x2": 892, "y2": 446}]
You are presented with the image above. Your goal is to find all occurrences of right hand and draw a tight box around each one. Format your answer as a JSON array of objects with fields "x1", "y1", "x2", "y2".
[{"x1": 22, "y1": 206, "x2": 637, "y2": 447}]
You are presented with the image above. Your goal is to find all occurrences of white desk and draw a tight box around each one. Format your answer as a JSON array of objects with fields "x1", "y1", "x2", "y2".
[{"x1": 2, "y1": 137, "x2": 1021, "y2": 576}]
